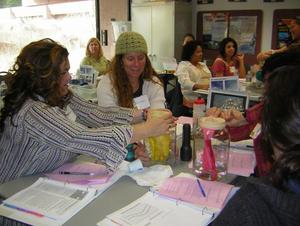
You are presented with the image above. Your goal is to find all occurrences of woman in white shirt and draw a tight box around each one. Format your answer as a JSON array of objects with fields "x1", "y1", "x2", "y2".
[
  {"x1": 97, "y1": 32, "x2": 165, "y2": 109},
  {"x1": 97, "y1": 32, "x2": 166, "y2": 164},
  {"x1": 175, "y1": 41, "x2": 211, "y2": 107}
]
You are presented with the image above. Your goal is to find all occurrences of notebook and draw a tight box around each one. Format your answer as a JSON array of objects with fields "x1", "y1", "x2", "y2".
[{"x1": 97, "y1": 174, "x2": 236, "y2": 226}]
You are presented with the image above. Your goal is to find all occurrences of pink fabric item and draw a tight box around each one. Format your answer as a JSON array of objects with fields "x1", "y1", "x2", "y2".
[
  {"x1": 202, "y1": 128, "x2": 217, "y2": 180},
  {"x1": 211, "y1": 57, "x2": 238, "y2": 77}
]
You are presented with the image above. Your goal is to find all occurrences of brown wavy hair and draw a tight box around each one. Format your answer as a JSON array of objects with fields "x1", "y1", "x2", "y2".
[
  {"x1": 0, "y1": 38, "x2": 72, "y2": 132},
  {"x1": 108, "y1": 54, "x2": 162, "y2": 108}
]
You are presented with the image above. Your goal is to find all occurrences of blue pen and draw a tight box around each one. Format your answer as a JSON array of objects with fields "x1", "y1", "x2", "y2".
[{"x1": 196, "y1": 179, "x2": 206, "y2": 197}]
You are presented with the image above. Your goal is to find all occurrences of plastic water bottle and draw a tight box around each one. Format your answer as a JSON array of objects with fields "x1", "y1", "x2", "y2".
[
  {"x1": 246, "y1": 71, "x2": 252, "y2": 83},
  {"x1": 193, "y1": 97, "x2": 206, "y2": 130}
]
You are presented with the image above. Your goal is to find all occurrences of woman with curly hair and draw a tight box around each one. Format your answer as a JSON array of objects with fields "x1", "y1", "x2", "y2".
[
  {"x1": 211, "y1": 65, "x2": 300, "y2": 226},
  {"x1": 0, "y1": 38, "x2": 173, "y2": 184},
  {"x1": 211, "y1": 37, "x2": 246, "y2": 78}
]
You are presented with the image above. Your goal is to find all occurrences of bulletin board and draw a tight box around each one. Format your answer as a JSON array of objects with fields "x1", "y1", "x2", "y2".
[
  {"x1": 197, "y1": 10, "x2": 262, "y2": 66},
  {"x1": 271, "y1": 9, "x2": 300, "y2": 49}
]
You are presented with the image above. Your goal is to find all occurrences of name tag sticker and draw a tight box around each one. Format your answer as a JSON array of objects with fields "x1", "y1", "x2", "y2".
[
  {"x1": 250, "y1": 123, "x2": 261, "y2": 139},
  {"x1": 134, "y1": 95, "x2": 150, "y2": 110}
]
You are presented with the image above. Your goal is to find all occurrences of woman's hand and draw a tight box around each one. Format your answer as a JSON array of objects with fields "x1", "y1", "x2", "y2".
[
  {"x1": 206, "y1": 107, "x2": 222, "y2": 117},
  {"x1": 221, "y1": 108, "x2": 248, "y2": 127},
  {"x1": 235, "y1": 53, "x2": 244, "y2": 63},
  {"x1": 206, "y1": 107, "x2": 248, "y2": 127},
  {"x1": 131, "y1": 109, "x2": 174, "y2": 142},
  {"x1": 145, "y1": 109, "x2": 174, "y2": 137},
  {"x1": 133, "y1": 142, "x2": 150, "y2": 166}
]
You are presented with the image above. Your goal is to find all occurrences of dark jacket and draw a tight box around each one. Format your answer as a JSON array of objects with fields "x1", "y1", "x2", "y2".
[{"x1": 211, "y1": 179, "x2": 300, "y2": 226}]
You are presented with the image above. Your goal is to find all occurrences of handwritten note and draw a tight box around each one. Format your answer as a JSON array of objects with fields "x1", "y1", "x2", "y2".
[{"x1": 158, "y1": 177, "x2": 233, "y2": 209}]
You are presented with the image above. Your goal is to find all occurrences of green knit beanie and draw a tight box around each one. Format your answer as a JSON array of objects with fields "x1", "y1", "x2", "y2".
[{"x1": 115, "y1": 31, "x2": 148, "y2": 55}]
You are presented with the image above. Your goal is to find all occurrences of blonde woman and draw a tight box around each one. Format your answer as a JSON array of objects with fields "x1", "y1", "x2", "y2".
[{"x1": 80, "y1": 37, "x2": 110, "y2": 76}]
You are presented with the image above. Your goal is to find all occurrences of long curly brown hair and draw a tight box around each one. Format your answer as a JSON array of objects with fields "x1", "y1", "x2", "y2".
[
  {"x1": 0, "y1": 38, "x2": 72, "y2": 132},
  {"x1": 109, "y1": 54, "x2": 162, "y2": 108}
]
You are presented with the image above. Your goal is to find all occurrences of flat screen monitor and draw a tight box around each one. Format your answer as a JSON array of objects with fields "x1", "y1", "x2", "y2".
[{"x1": 206, "y1": 89, "x2": 249, "y2": 113}]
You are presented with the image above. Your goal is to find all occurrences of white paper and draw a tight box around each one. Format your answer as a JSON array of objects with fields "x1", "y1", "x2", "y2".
[
  {"x1": 133, "y1": 95, "x2": 150, "y2": 110},
  {"x1": 127, "y1": 164, "x2": 173, "y2": 187},
  {"x1": 97, "y1": 191, "x2": 213, "y2": 226},
  {"x1": 1, "y1": 178, "x2": 97, "y2": 225}
]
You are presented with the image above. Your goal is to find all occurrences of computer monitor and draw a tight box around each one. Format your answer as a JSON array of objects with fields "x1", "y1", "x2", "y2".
[
  {"x1": 210, "y1": 76, "x2": 239, "y2": 91},
  {"x1": 206, "y1": 89, "x2": 249, "y2": 113}
]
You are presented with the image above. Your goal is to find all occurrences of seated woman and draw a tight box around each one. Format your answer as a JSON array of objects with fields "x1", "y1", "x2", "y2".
[
  {"x1": 0, "y1": 38, "x2": 173, "y2": 184},
  {"x1": 175, "y1": 41, "x2": 211, "y2": 110},
  {"x1": 207, "y1": 47, "x2": 300, "y2": 177},
  {"x1": 211, "y1": 65, "x2": 300, "y2": 226},
  {"x1": 211, "y1": 37, "x2": 246, "y2": 78},
  {"x1": 80, "y1": 37, "x2": 110, "y2": 76},
  {"x1": 97, "y1": 31, "x2": 166, "y2": 163}
]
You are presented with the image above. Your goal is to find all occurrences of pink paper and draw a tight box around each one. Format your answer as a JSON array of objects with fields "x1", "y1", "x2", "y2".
[
  {"x1": 227, "y1": 150, "x2": 255, "y2": 177},
  {"x1": 158, "y1": 177, "x2": 233, "y2": 209},
  {"x1": 45, "y1": 162, "x2": 111, "y2": 185}
]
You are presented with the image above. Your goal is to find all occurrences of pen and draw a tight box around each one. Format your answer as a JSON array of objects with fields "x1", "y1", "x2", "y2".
[
  {"x1": 59, "y1": 171, "x2": 95, "y2": 176},
  {"x1": 196, "y1": 179, "x2": 206, "y2": 198}
]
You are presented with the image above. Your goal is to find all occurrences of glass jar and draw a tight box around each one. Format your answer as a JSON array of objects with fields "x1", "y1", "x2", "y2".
[
  {"x1": 145, "y1": 109, "x2": 177, "y2": 165},
  {"x1": 193, "y1": 116, "x2": 230, "y2": 180}
]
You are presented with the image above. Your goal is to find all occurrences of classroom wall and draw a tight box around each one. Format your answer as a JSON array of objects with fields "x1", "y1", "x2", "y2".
[
  {"x1": 100, "y1": 0, "x2": 128, "y2": 59},
  {"x1": 192, "y1": 0, "x2": 300, "y2": 51}
]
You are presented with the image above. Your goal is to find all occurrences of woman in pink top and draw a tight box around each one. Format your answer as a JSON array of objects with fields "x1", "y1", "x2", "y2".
[{"x1": 212, "y1": 37, "x2": 246, "y2": 78}]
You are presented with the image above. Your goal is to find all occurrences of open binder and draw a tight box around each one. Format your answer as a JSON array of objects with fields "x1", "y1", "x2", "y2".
[
  {"x1": 97, "y1": 175, "x2": 237, "y2": 226},
  {"x1": 0, "y1": 161, "x2": 131, "y2": 226},
  {"x1": 98, "y1": 191, "x2": 215, "y2": 226}
]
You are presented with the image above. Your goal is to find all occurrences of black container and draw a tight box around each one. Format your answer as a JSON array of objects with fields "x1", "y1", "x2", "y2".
[{"x1": 180, "y1": 124, "x2": 192, "y2": 161}]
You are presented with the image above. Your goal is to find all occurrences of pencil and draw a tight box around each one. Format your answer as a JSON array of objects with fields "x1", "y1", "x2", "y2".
[{"x1": 196, "y1": 179, "x2": 206, "y2": 197}]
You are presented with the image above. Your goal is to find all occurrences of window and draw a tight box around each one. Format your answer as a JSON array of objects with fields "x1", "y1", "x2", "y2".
[{"x1": 0, "y1": 0, "x2": 96, "y2": 76}]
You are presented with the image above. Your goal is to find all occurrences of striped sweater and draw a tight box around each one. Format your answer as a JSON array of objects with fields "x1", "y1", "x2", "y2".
[{"x1": 0, "y1": 95, "x2": 133, "y2": 184}]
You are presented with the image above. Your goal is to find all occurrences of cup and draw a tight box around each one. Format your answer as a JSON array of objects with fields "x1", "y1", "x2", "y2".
[{"x1": 145, "y1": 109, "x2": 176, "y2": 164}]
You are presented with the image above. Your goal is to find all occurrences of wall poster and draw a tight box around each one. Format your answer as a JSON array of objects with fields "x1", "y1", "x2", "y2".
[
  {"x1": 229, "y1": 16, "x2": 257, "y2": 54},
  {"x1": 202, "y1": 13, "x2": 229, "y2": 50}
]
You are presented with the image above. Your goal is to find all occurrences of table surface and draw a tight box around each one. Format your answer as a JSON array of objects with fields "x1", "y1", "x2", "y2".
[{"x1": 0, "y1": 160, "x2": 240, "y2": 226}]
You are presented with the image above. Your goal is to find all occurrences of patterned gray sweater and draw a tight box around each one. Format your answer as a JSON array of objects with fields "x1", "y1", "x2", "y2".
[{"x1": 0, "y1": 95, "x2": 133, "y2": 184}]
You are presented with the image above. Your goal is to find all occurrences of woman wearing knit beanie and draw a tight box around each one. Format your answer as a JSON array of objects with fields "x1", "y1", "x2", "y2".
[{"x1": 97, "y1": 31, "x2": 166, "y2": 164}]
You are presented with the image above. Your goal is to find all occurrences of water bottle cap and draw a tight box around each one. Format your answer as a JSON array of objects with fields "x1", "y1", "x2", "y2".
[
  {"x1": 194, "y1": 97, "x2": 205, "y2": 105},
  {"x1": 199, "y1": 116, "x2": 226, "y2": 130}
]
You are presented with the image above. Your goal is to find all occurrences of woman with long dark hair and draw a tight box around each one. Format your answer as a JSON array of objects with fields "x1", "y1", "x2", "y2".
[
  {"x1": 0, "y1": 38, "x2": 173, "y2": 184},
  {"x1": 211, "y1": 37, "x2": 246, "y2": 78}
]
